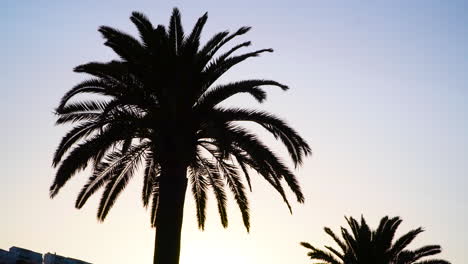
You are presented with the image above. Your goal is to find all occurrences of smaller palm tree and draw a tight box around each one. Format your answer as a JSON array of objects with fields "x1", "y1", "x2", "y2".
[{"x1": 300, "y1": 216, "x2": 450, "y2": 264}]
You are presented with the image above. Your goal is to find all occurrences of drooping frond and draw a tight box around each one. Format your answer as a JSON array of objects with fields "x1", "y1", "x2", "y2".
[
  {"x1": 150, "y1": 181, "x2": 160, "y2": 228},
  {"x1": 56, "y1": 111, "x2": 101, "y2": 125},
  {"x1": 50, "y1": 123, "x2": 135, "y2": 197},
  {"x1": 195, "y1": 152, "x2": 228, "y2": 228},
  {"x1": 234, "y1": 154, "x2": 253, "y2": 191},
  {"x1": 208, "y1": 108, "x2": 311, "y2": 166},
  {"x1": 75, "y1": 142, "x2": 149, "y2": 208},
  {"x1": 56, "y1": 100, "x2": 109, "y2": 115},
  {"x1": 52, "y1": 121, "x2": 101, "y2": 166},
  {"x1": 189, "y1": 158, "x2": 208, "y2": 229},
  {"x1": 97, "y1": 143, "x2": 148, "y2": 220},
  {"x1": 56, "y1": 79, "x2": 116, "y2": 110},
  {"x1": 224, "y1": 125, "x2": 304, "y2": 203},
  {"x1": 142, "y1": 151, "x2": 159, "y2": 208},
  {"x1": 75, "y1": 151, "x2": 122, "y2": 209},
  {"x1": 413, "y1": 260, "x2": 451, "y2": 264},
  {"x1": 217, "y1": 158, "x2": 249, "y2": 231},
  {"x1": 198, "y1": 124, "x2": 301, "y2": 212},
  {"x1": 196, "y1": 79, "x2": 288, "y2": 109}
]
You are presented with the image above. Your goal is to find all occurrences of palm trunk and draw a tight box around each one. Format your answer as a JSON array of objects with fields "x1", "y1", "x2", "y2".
[{"x1": 153, "y1": 161, "x2": 188, "y2": 264}]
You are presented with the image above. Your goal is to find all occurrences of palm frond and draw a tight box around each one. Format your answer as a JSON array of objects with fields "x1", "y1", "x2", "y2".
[
  {"x1": 411, "y1": 245, "x2": 443, "y2": 260},
  {"x1": 209, "y1": 108, "x2": 311, "y2": 166},
  {"x1": 203, "y1": 126, "x2": 298, "y2": 211},
  {"x1": 183, "y1": 12, "x2": 208, "y2": 54},
  {"x1": 301, "y1": 242, "x2": 341, "y2": 264},
  {"x1": 189, "y1": 162, "x2": 208, "y2": 230},
  {"x1": 300, "y1": 242, "x2": 315, "y2": 250},
  {"x1": 228, "y1": 126, "x2": 304, "y2": 203},
  {"x1": 150, "y1": 180, "x2": 160, "y2": 228},
  {"x1": 96, "y1": 144, "x2": 146, "y2": 220},
  {"x1": 130, "y1": 11, "x2": 155, "y2": 48},
  {"x1": 98, "y1": 26, "x2": 146, "y2": 63},
  {"x1": 74, "y1": 61, "x2": 128, "y2": 79},
  {"x1": 56, "y1": 112, "x2": 101, "y2": 125},
  {"x1": 57, "y1": 79, "x2": 116, "y2": 110},
  {"x1": 56, "y1": 100, "x2": 109, "y2": 115},
  {"x1": 52, "y1": 8, "x2": 310, "y2": 236},
  {"x1": 413, "y1": 260, "x2": 451, "y2": 264},
  {"x1": 302, "y1": 216, "x2": 449, "y2": 264},
  {"x1": 52, "y1": 121, "x2": 102, "y2": 166},
  {"x1": 197, "y1": 154, "x2": 229, "y2": 228},
  {"x1": 168, "y1": 8, "x2": 184, "y2": 55},
  {"x1": 75, "y1": 151, "x2": 124, "y2": 208},
  {"x1": 202, "y1": 48, "x2": 273, "y2": 89},
  {"x1": 218, "y1": 159, "x2": 249, "y2": 231},
  {"x1": 50, "y1": 124, "x2": 131, "y2": 197},
  {"x1": 196, "y1": 79, "x2": 288, "y2": 109},
  {"x1": 390, "y1": 227, "x2": 424, "y2": 257},
  {"x1": 233, "y1": 153, "x2": 252, "y2": 191},
  {"x1": 341, "y1": 226, "x2": 358, "y2": 259},
  {"x1": 200, "y1": 123, "x2": 303, "y2": 206},
  {"x1": 324, "y1": 246, "x2": 344, "y2": 261},
  {"x1": 202, "y1": 26, "x2": 251, "y2": 66},
  {"x1": 142, "y1": 152, "x2": 160, "y2": 207},
  {"x1": 324, "y1": 227, "x2": 347, "y2": 252},
  {"x1": 197, "y1": 31, "x2": 229, "y2": 63},
  {"x1": 215, "y1": 41, "x2": 252, "y2": 62},
  {"x1": 384, "y1": 217, "x2": 403, "y2": 249},
  {"x1": 75, "y1": 142, "x2": 149, "y2": 209}
]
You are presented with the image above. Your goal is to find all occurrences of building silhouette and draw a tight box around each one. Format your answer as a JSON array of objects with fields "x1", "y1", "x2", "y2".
[
  {"x1": 0, "y1": 247, "x2": 91, "y2": 264},
  {"x1": 43, "y1": 253, "x2": 90, "y2": 264}
]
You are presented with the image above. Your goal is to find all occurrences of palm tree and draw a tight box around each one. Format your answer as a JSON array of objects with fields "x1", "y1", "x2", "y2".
[
  {"x1": 300, "y1": 216, "x2": 450, "y2": 264},
  {"x1": 51, "y1": 8, "x2": 311, "y2": 264}
]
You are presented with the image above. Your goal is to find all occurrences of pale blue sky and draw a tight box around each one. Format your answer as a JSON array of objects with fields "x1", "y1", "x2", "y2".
[{"x1": 1, "y1": 1, "x2": 467, "y2": 264}]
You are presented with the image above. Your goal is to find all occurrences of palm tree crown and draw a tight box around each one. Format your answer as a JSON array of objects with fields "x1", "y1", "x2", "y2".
[
  {"x1": 51, "y1": 7, "x2": 310, "y2": 264},
  {"x1": 301, "y1": 216, "x2": 450, "y2": 264}
]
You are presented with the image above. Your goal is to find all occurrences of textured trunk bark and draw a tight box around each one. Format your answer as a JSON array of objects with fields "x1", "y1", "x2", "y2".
[{"x1": 153, "y1": 162, "x2": 188, "y2": 264}]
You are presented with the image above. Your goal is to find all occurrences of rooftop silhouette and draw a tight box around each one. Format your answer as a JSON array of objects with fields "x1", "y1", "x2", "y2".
[{"x1": 0, "y1": 247, "x2": 91, "y2": 264}]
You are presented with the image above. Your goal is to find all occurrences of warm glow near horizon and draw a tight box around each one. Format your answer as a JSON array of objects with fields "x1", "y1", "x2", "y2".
[{"x1": 2, "y1": 1, "x2": 468, "y2": 264}]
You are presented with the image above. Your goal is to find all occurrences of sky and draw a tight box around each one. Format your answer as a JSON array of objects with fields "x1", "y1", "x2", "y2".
[{"x1": 1, "y1": 1, "x2": 467, "y2": 263}]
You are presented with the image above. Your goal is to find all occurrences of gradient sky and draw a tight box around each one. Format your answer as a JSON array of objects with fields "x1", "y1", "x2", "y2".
[{"x1": 2, "y1": 1, "x2": 467, "y2": 263}]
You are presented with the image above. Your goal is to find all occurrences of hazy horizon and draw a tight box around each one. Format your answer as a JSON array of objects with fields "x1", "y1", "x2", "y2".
[{"x1": 2, "y1": 1, "x2": 467, "y2": 264}]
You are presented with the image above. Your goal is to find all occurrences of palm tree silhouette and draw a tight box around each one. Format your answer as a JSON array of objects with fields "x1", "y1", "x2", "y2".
[
  {"x1": 300, "y1": 216, "x2": 450, "y2": 264},
  {"x1": 51, "y1": 8, "x2": 311, "y2": 264}
]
